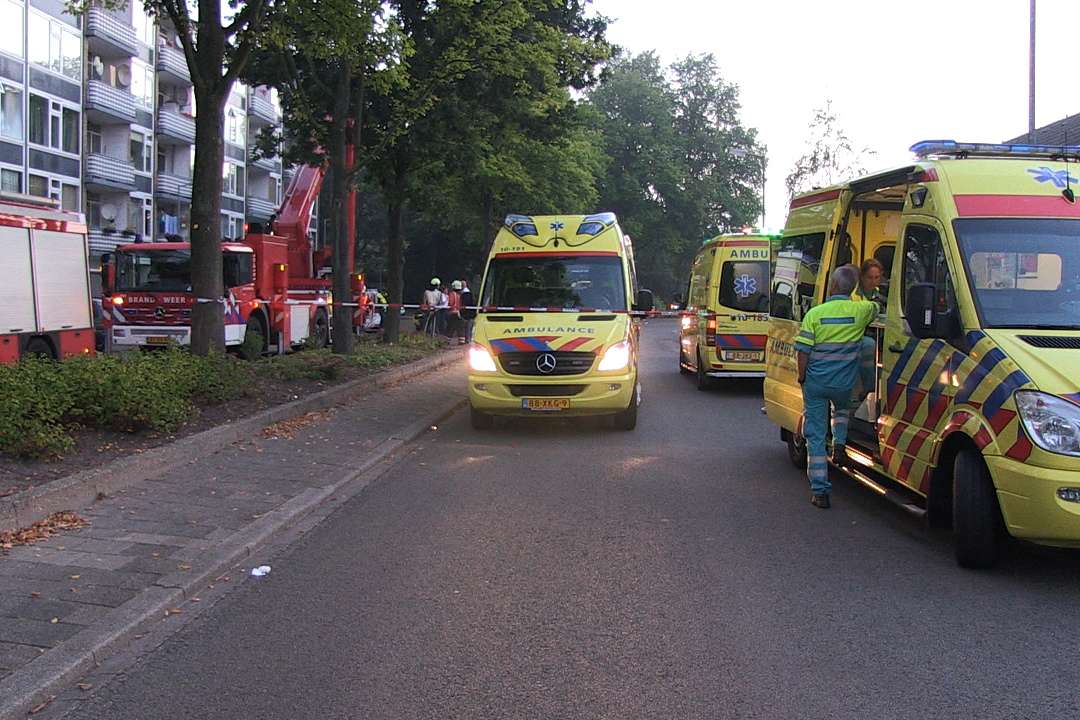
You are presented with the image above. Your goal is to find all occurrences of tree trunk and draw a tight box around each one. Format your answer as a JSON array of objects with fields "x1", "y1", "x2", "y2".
[
  {"x1": 189, "y1": 91, "x2": 227, "y2": 355},
  {"x1": 329, "y1": 65, "x2": 354, "y2": 354},
  {"x1": 382, "y1": 194, "x2": 405, "y2": 343}
]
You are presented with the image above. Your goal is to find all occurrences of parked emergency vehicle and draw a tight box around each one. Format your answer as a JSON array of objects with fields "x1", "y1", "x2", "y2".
[
  {"x1": 0, "y1": 193, "x2": 95, "y2": 362},
  {"x1": 102, "y1": 164, "x2": 365, "y2": 351},
  {"x1": 679, "y1": 233, "x2": 771, "y2": 388},
  {"x1": 467, "y1": 213, "x2": 653, "y2": 430},
  {"x1": 764, "y1": 140, "x2": 1080, "y2": 567}
]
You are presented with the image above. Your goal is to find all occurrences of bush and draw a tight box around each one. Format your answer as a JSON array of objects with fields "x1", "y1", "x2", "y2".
[{"x1": 0, "y1": 358, "x2": 75, "y2": 457}]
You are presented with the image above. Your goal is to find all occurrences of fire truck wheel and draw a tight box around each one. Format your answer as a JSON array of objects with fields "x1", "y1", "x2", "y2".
[
  {"x1": 244, "y1": 316, "x2": 268, "y2": 358},
  {"x1": 953, "y1": 448, "x2": 1005, "y2": 569},
  {"x1": 695, "y1": 350, "x2": 712, "y2": 391},
  {"x1": 24, "y1": 337, "x2": 56, "y2": 360},
  {"x1": 786, "y1": 430, "x2": 808, "y2": 470},
  {"x1": 312, "y1": 310, "x2": 329, "y2": 349}
]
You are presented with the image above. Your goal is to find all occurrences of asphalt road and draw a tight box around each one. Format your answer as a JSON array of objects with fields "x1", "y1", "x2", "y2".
[{"x1": 57, "y1": 320, "x2": 1080, "y2": 719}]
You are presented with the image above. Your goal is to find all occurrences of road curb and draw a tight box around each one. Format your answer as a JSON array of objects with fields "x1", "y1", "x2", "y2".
[
  {"x1": 0, "y1": 347, "x2": 464, "y2": 533},
  {"x1": 0, "y1": 391, "x2": 468, "y2": 720}
]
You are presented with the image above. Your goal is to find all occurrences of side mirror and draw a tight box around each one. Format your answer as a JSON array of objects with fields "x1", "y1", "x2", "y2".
[
  {"x1": 634, "y1": 288, "x2": 655, "y2": 313},
  {"x1": 100, "y1": 253, "x2": 114, "y2": 296},
  {"x1": 906, "y1": 282, "x2": 958, "y2": 339}
]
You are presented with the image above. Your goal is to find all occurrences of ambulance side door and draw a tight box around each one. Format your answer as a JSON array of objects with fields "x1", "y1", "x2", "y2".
[{"x1": 880, "y1": 218, "x2": 961, "y2": 490}]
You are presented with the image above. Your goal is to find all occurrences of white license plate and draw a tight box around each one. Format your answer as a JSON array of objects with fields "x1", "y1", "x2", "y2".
[
  {"x1": 522, "y1": 398, "x2": 570, "y2": 411},
  {"x1": 725, "y1": 350, "x2": 762, "y2": 362}
]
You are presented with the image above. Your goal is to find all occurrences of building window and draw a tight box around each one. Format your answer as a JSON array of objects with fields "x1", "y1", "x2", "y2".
[
  {"x1": 0, "y1": 83, "x2": 22, "y2": 140},
  {"x1": 28, "y1": 94, "x2": 46, "y2": 145},
  {"x1": 132, "y1": 8, "x2": 155, "y2": 47},
  {"x1": 0, "y1": 0, "x2": 23, "y2": 58},
  {"x1": 29, "y1": 12, "x2": 80, "y2": 82},
  {"x1": 62, "y1": 107, "x2": 78, "y2": 154},
  {"x1": 87, "y1": 124, "x2": 102, "y2": 154},
  {"x1": 1, "y1": 167, "x2": 20, "y2": 193},
  {"x1": 225, "y1": 109, "x2": 245, "y2": 146},
  {"x1": 28, "y1": 173, "x2": 47, "y2": 197},
  {"x1": 130, "y1": 131, "x2": 152, "y2": 173},
  {"x1": 130, "y1": 59, "x2": 154, "y2": 109},
  {"x1": 222, "y1": 162, "x2": 245, "y2": 197},
  {"x1": 61, "y1": 183, "x2": 77, "y2": 211}
]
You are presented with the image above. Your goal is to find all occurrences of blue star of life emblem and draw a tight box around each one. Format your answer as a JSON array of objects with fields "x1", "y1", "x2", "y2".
[
  {"x1": 550, "y1": 221, "x2": 564, "y2": 230},
  {"x1": 1027, "y1": 166, "x2": 1079, "y2": 188},
  {"x1": 734, "y1": 273, "x2": 757, "y2": 299}
]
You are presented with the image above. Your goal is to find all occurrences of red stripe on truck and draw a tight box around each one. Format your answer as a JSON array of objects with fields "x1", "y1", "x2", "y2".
[{"x1": 954, "y1": 194, "x2": 1080, "y2": 217}]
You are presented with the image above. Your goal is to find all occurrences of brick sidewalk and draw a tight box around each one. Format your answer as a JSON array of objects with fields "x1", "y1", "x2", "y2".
[{"x1": 0, "y1": 363, "x2": 465, "y2": 689}]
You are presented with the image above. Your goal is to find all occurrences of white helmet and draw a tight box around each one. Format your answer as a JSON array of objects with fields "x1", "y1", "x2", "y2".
[{"x1": 451, "y1": 280, "x2": 463, "y2": 290}]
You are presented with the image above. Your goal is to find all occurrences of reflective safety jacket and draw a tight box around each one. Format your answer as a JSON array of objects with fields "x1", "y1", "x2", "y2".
[{"x1": 794, "y1": 295, "x2": 878, "y2": 389}]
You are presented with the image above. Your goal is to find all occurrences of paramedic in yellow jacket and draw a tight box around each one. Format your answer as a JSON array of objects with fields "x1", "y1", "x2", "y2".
[{"x1": 795, "y1": 265, "x2": 878, "y2": 509}]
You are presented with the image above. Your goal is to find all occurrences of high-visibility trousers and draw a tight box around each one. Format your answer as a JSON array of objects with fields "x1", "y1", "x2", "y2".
[{"x1": 802, "y1": 379, "x2": 851, "y2": 495}]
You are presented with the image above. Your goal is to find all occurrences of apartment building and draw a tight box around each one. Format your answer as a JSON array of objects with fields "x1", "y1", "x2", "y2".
[{"x1": 0, "y1": 0, "x2": 287, "y2": 293}]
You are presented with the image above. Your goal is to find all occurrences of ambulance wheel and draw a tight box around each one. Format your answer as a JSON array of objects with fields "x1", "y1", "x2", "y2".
[
  {"x1": 312, "y1": 310, "x2": 329, "y2": 349},
  {"x1": 614, "y1": 398, "x2": 638, "y2": 431},
  {"x1": 953, "y1": 448, "x2": 1005, "y2": 569},
  {"x1": 695, "y1": 351, "x2": 712, "y2": 391},
  {"x1": 786, "y1": 430, "x2": 808, "y2": 470},
  {"x1": 470, "y1": 406, "x2": 494, "y2": 430}
]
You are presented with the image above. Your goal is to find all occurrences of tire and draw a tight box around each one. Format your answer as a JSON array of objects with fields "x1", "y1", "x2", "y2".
[
  {"x1": 242, "y1": 315, "x2": 268, "y2": 359},
  {"x1": 24, "y1": 337, "x2": 56, "y2": 360},
  {"x1": 470, "y1": 406, "x2": 494, "y2": 430},
  {"x1": 696, "y1": 350, "x2": 712, "y2": 391},
  {"x1": 953, "y1": 448, "x2": 1005, "y2": 569},
  {"x1": 786, "y1": 430, "x2": 808, "y2": 470},
  {"x1": 614, "y1": 396, "x2": 638, "y2": 431},
  {"x1": 312, "y1": 310, "x2": 329, "y2": 349}
]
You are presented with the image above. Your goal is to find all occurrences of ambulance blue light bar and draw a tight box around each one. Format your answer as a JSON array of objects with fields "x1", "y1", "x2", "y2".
[
  {"x1": 910, "y1": 139, "x2": 1080, "y2": 159},
  {"x1": 504, "y1": 214, "x2": 537, "y2": 238},
  {"x1": 576, "y1": 212, "x2": 616, "y2": 236}
]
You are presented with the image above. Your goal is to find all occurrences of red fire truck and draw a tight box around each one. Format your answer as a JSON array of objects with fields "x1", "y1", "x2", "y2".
[
  {"x1": 102, "y1": 162, "x2": 365, "y2": 352},
  {"x1": 0, "y1": 193, "x2": 95, "y2": 363}
]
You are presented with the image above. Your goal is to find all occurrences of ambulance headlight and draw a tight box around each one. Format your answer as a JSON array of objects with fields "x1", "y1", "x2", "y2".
[
  {"x1": 1015, "y1": 391, "x2": 1080, "y2": 457},
  {"x1": 468, "y1": 344, "x2": 498, "y2": 372},
  {"x1": 597, "y1": 340, "x2": 631, "y2": 371}
]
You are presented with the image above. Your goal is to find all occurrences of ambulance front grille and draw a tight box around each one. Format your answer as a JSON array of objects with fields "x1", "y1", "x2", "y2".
[
  {"x1": 498, "y1": 351, "x2": 595, "y2": 376},
  {"x1": 507, "y1": 384, "x2": 587, "y2": 397},
  {"x1": 1018, "y1": 335, "x2": 1080, "y2": 349}
]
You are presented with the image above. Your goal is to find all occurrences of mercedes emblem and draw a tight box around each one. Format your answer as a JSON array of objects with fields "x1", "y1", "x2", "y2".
[
  {"x1": 536, "y1": 353, "x2": 557, "y2": 374},
  {"x1": 154, "y1": 307, "x2": 167, "y2": 320}
]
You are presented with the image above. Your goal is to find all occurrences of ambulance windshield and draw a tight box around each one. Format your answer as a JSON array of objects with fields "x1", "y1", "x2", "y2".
[
  {"x1": 955, "y1": 218, "x2": 1080, "y2": 329},
  {"x1": 481, "y1": 255, "x2": 626, "y2": 310}
]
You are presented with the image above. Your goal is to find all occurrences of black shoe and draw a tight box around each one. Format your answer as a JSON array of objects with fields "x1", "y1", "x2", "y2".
[
  {"x1": 811, "y1": 493, "x2": 831, "y2": 509},
  {"x1": 831, "y1": 446, "x2": 846, "y2": 466}
]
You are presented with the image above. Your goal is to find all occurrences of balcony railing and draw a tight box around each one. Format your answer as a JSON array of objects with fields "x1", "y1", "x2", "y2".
[
  {"x1": 248, "y1": 90, "x2": 278, "y2": 126},
  {"x1": 245, "y1": 196, "x2": 277, "y2": 221},
  {"x1": 86, "y1": 80, "x2": 136, "y2": 124},
  {"x1": 86, "y1": 7, "x2": 139, "y2": 58},
  {"x1": 249, "y1": 154, "x2": 280, "y2": 174},
  {"x1": 156, "y1": 173, "x2": 192, "y2": 199},
  {"x1": 156, "y1": 43, "x2": 191, "y2": 86},
  {"x1": 86, "y1": 154, "x2": 136, "y2": 190},
  {"x1": 157, "y1": 107, "x2": 196, "y2": 144}
]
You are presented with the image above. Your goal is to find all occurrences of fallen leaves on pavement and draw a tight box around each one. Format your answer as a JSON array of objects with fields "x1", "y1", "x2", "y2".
[
  {"x1": 261, "y1": 411, "x2": 330, "y2": 439},
  {"x1": 0, "y1": 511, "x2": 88, "y2": 551}
]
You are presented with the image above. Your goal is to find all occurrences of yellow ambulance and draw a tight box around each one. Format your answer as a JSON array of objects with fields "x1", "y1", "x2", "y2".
[
  {"x1": 764, "y1": 140, "x2": 1080, "y2": 567},
  {"x1": 468, "y1": 213, "x2": 653, "y2": 430},
  {"x1": 679, "y1": 233, "x2": 772, "y2": 388}
]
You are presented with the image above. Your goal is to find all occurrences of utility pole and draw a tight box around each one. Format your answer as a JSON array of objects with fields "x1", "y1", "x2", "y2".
[{"x1": 1029, "y1": 0, "x2": 1037, "y2": 143}]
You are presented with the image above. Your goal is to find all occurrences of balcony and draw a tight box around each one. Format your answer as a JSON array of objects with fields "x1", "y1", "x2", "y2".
[
  {"x1": 156, "y1": 173, "x2": 192, "y2": 200},
  {"x1": 88, "y1": 229, "x2": 143, "y2": 253},
  {"x1": 86, "y1": 80, "x2": 136, "y2": 125},
  {"x1": 247, "y1": 90, "x2": 278, "y2": 127},
  {"x1": 85, "y1": 7, "x2": 139, "y2": 58},
  {"x1": 86, "y1": 154, "x2": 136, "y2": 191},
  {"x1": 245, "y1": 196, "x2": 277, "y2": 221},
  {"x1": 157, "y1": 106, "x2": 196, "y2": 145},
  {"x1": 156, "y1": 43, "x2": 191, "y2": 87},
  {"x1": 249, "y1": 153, "x2": 280, "y2": 174}
]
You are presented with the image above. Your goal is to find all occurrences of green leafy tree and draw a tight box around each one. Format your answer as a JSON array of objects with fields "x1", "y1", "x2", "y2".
[
  {"x1": 244, "y1": 0, "x2": 403, "y2": 353},
  {"x1": 73, "y1": 0, "x2": 270, "y2": 354},
  {"x1": 785, "y1": 99, "x2": 876, "y2": 200}
]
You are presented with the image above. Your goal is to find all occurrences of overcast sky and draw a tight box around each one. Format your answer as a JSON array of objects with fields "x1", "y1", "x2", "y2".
[{"x1": 591, "y1": 0, "x2": 1079, "y2": 229}]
